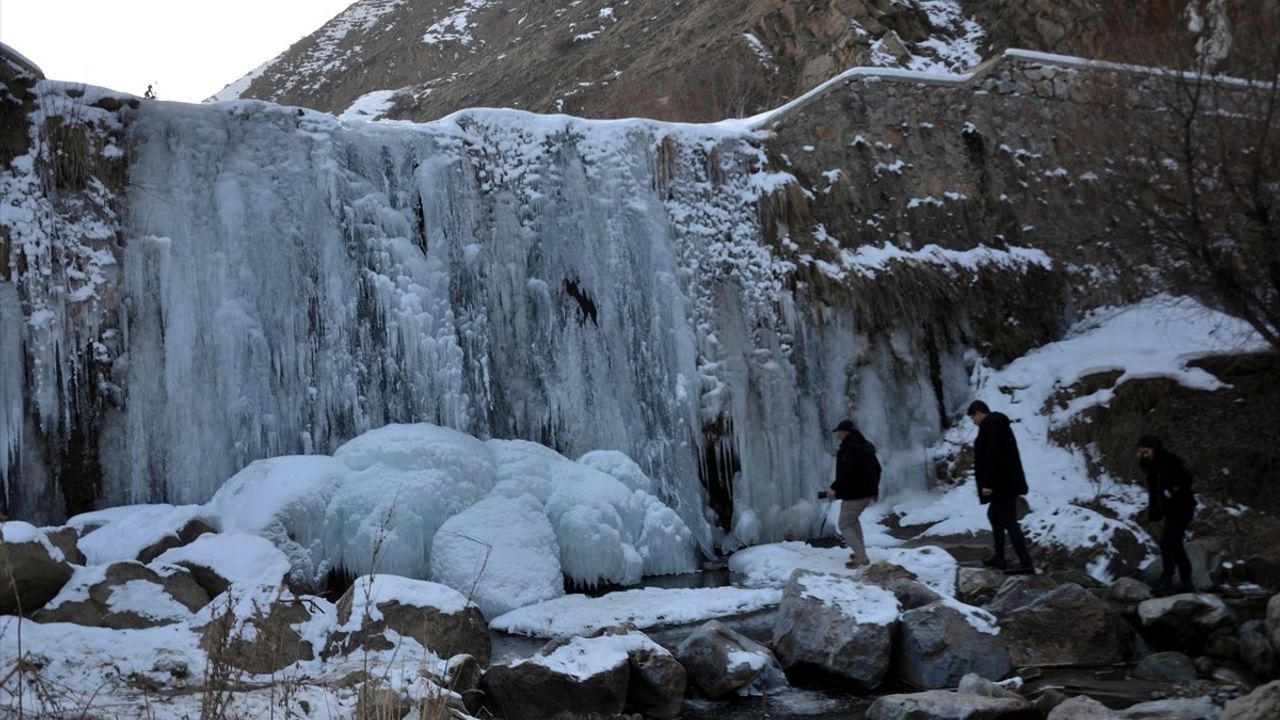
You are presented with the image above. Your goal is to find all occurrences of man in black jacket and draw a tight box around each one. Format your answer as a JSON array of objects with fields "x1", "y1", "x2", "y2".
[
  {"x1": 824, "y1": 419, "x2": 881, "y2": 568},
  {"x1": 968, "y1": 401, "x2": 1035, "y2": 575},
  {"x1": 1138, "y1": 435, "x2": 1196, "y2": 596}
]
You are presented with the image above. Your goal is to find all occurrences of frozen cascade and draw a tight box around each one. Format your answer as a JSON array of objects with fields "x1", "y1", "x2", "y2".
[{"x1": 2, "y1": 88, "x2": 1003, "y2": 551}]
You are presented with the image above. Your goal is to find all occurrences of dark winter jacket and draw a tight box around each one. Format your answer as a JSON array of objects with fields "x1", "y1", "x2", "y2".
[
  {"x1": 1142, "y1": 449, "x2": 1196, "y2": 522},
  {"x1": 973, "y1": 412, "x2": 1028, "y2": 504},
  {"x1": 831, "y1": 430, "x2": 881, "y2": 500}
]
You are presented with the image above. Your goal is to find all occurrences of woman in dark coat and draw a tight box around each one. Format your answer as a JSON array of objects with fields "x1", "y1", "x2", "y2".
[{"x1": 1138, "y1": 435, "x2": 1196, "y2": 596}]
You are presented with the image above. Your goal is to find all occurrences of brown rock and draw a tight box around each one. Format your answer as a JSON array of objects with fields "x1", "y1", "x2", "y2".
[
  {"x1": 136, "y1": 519, "x2": 217, "y2": 563},
  {"x1": 34, "y1": 561, "x2": 208, "y2": 629},
  {"x1": 0, "y1": 532, "x2": 74, "y2": 616},
  {"x1": 1221, "y1": 679, "x2": 1280, "y2": 720}
]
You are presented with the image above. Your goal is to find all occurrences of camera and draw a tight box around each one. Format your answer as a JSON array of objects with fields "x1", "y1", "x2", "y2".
[{"x1": 816, "y1": 491, "x2": 828, "y2": 499}]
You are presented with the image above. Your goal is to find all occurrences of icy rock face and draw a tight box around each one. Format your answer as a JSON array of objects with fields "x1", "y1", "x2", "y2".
[{"x1": 4, "y1": 88, "x2": 992, "y2": 550}]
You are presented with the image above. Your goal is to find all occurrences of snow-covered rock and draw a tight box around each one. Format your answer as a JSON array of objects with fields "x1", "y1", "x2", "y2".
[
  {"x1": 894, "y1": 600, "x2": 1011, "y2": 689},
  {"x1": 1138, "y1": 593, "x2": 1236, "y2": 654},
  {"x1": 152, "y1": 531, "x2": 292, "y2": 597},
  {"x1": 481, "y1": 627, "x2": 684, "y2": 720},
  {"x1": 69, "y1": 504, "x2": 219, "y2": 565},
  {"x1": 327, "y1": 574, "x2": 489, "y2": 664},
  {"x1": 0, "y1": 521, "x2": 73, "y2": 615},
  {"x1": 675, "y1": 619, "x2": 787, "y2": 698},
  {"x1": 771, "y1": 570, "x2": 899, "y2": 689},
  {"x1": 193, "y1": 584, "x2": 320, "y2": 675},
  {"x1": 35, "y1": 561, "x2": 209, "y2": 629}
]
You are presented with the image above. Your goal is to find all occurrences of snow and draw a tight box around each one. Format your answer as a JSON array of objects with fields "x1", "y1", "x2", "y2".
[
  {"x1": 491, "y1": 586, "x2": 783, "y2": 638},
  {"x1": 106, "y1": 579, "x2": 193, "y2": 622},
  {"x1": 340, "y1": 89, "x2": 399, "y2": 122},
  {"x1": 421, "y1": 0, "x2": 493, "y2": 46},
  {"x1": 0, "y1": 520, "x2": 41, "y2": 544},
  {"x1": 70, "y1": 504, "x2": 218, "y2": 565},
  {"x1": 791, "y1": 573, "x2": 901, "y2": 625},
  {"x1": 340, "y1": 574, "x2": 474, "y2": 628},
  {"x1": 152, "y1": 532, "x2": 292, "y2": 589},
  {"x1": 729, "y1": 541, "x2": 956, "y2": 596},
  {"x1": 512, "y1": 630, "x2": 671, "y2": 680}
]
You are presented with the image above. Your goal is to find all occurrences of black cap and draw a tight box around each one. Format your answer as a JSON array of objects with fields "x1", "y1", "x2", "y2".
[
  {"x1": 1137, "y1": 434, "x2": 1162, "y2": 451},
  {"x1": 832, "y1": 419, "x2": 856, "y2": 433}
]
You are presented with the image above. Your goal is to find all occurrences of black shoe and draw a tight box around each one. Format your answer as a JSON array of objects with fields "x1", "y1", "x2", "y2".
[
  {"x1": 982, "y1": 556, "x2": 1007, "y2": 570},
  {"x1": 1005, "y1": 565, "x2": 1036, "y2": 576}
]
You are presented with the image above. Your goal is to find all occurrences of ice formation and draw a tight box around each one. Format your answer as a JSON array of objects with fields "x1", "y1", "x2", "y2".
[{"x1": 4, "y1": 75, "x2": 1026, "y2": 552}]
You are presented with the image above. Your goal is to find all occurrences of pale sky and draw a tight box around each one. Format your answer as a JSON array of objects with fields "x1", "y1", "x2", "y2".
[{"x1": 0, "y1": 0, "x2": 357, "y2": 102}]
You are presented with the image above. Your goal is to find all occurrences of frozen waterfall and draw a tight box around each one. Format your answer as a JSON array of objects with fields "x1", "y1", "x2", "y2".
[{"x1": 2, "y1": 87, "x2": 996, "y2": 551}]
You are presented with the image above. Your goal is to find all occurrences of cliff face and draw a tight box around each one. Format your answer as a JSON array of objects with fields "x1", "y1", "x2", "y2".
[{"x1": 213, "y1": 0, "x2": 1110, "y2": 122}]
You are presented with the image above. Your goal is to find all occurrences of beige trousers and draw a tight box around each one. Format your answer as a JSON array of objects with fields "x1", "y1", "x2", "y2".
[{"x1": 838, "y1": 497, "x2": 874, "y2": 563}]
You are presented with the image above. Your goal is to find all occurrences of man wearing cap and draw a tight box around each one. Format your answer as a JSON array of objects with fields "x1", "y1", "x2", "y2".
[{"x1": 824, "y1": 420, "x2": 882, "y2": 568}]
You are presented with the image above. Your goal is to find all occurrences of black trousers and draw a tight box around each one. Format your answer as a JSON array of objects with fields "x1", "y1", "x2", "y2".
[
  {"x1": 987, "y1": 497, "x2": 1033, "y2": 567},
  {"x1": 1159, "y1": 509, "x2": 1194, "y2": 586}
]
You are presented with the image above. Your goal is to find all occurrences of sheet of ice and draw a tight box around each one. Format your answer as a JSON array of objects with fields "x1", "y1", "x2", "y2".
[
  {"x1": 491, "y1": 586, "x2": 783, "y2": 638},
  {"x1": 512, "y1": 630, "x2": 670, "y2": 680},
  {"x1": 70, "y1": 504, "x2": 218, "y2": 565},
  {"x1": 430, "y1": 493, "x2": 564, "y2": 617},
  {"x1": 790, "y1": 573, "x2": 901, "y2": 625},
  {"x1": 153, "y1": 531, "x2": 292, "y2": 589}
]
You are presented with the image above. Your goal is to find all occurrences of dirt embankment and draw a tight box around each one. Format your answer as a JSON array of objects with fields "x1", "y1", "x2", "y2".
[{"x1": 1056, "y1": 352, "x2": 1280, "y2": 517}]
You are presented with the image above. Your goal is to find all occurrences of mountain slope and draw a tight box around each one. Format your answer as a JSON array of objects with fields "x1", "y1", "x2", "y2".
[{"x1": 212, "y1": 0, "x2": 1105, "y2": 122}]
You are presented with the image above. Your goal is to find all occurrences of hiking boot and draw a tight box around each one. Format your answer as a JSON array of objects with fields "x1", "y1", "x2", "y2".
[
  {"x1": 981, "y1": 556, "x2": 1006, "y2": 571},
  {"x1": 1005, "y1": 565, "x2": 1036, "y2": 576}
]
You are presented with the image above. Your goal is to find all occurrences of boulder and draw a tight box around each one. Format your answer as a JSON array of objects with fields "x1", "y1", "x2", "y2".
[
  {"x1": 625, "y1": 640, "x2": 688, "y2": 719},
  {"x1": 1109, "y1": 577, "x2": 1152, "y2": 604},
  {"x1": 996, "y1": 583, "x2": 1134, "y2": 666},
  {"x1": 986, "y1": 574, "x2": 1059, "y2": 614},
  {"x1": 136, "y1": 518, "x2": 218, "y2": 563},
  {"x1": 1220, "y1": 679, "x2": 1280, "y2": 720},
  {"x1": 0, "y1": 522, "x2": 74, "y2": 615},
  {"x1": 33, "y1": 561, "x2": 208, "y2": 628},
  {"x1": 1047, "y1": 696, "x2": 1119, "y2": 719},
  {"x1": 861, "y1": 560, "x2": 920, "y2": 586},
  {"x1": 771, "y1": 571, "x2": 899, "y2": 689},
  {"x1": 1141, "y1": 537, "x2": 1227, "y2": 592},
  {"x1": 676, "y1": 619, "x2": 786, "y2": 698},
  {"x1": 1267, "y1": 594, "x2": 1280, "y2": 650},
  {"x1": 1138, "y1": 593, "x2": 1236, "y2": 654},
  {"x1": 481, "y1": 627, "x2": 684, "y2": 720},
  {"x1": 197, "y1": 587, "x2": 316, "y2": 675},
  {"x1": 881, "y1": 578, "x2": 945, "y2": 611},
  {"x1": 1238, "y1": 632, "x2": 1276, "y2": 680},
  {"x1": 1205, "y1": 633, "x2": 1242, "y2": 661},
  {"x1": 895, "y1": 600, "x2": 1011, "y2": 689},
  {"x1": 443, "y1": 654, "x2": 485, "y2": 715},
  {"x1": 956, "y1": 567, "x2": 1006, "y2": 607},
  {"x1": 867, "y1": 690, "x2": 1037, "y2": 719},
  {"x1": 326, "y1": 575, "x2": 490, "y2": 664},
  {"x1": 1133, "y1": 651, "x2": 1198, "y2": 683},
  {"x1": 1117, "y1": 697, "x2": 1221, "y2": 719},
  {"x1": 43, "y1": 526, "x2": 86, "y2": 565},
  {"x1": 152, "y1": 532, "x2": 292, "y2": 598},
  {"x1": 956, "y1": 673, "x2": 1024, "y2": 701},
  {"x1": 1243, "y1": 556, "x2": 1280, "y2": 592}
]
